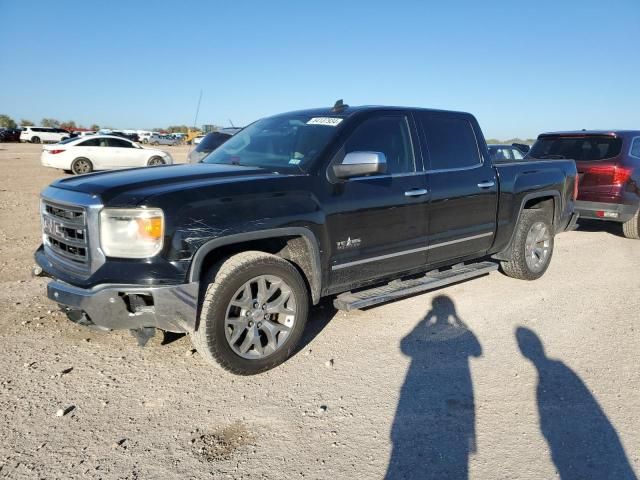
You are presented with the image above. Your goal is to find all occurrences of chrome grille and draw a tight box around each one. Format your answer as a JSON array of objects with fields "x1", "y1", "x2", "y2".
[{"x1": 42, "y1": 200, "x2": 90, "y2": 272}]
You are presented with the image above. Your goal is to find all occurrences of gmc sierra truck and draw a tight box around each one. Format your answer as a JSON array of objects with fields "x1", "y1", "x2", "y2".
[{"x1": 35, "y1": 103, "x2": 578, "y2": 374}]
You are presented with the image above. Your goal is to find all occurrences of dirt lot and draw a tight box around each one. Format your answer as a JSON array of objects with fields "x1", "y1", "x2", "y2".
[{"x1": 0, "y1": 142, "x2": 638, "y2": 479}]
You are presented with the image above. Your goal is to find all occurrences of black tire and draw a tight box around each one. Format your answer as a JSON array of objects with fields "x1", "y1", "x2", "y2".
[
  {"x1": 622, "y1": 208, "x2": 640, "y2": 239},
  {"x1": 152, "y1": 141, "x2": 159, "y2": 146},
  {"x1": 501, "y1": 209, "x2": 555, "y2": 280},
  {"x1": 147, "y1": 156, "x2": 165, "y2": 166},
  {"x1": 191, "y1": 251, "x2": 309, "y2": 375},
  {"x1": 71, "y1": 157, "x2": 93, "y2": 175},
  {"x1": 31, "y1": 136, "x2": 41, "y2": 144}
]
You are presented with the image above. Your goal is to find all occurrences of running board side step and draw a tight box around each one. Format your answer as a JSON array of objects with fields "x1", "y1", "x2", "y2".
[{"x1": 333, "y1": 261, "x2": 499, "y2": 311}]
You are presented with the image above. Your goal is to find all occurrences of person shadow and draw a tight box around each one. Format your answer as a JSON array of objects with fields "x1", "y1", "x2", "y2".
[
  {"x1": 385, "y1": 295, "x2": 482, "y2": 479},
  {"x1": 516, "y1": 327, "x2": 637, "y2": 480}
]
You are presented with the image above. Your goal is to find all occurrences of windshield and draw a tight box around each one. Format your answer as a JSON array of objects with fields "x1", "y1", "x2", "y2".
[
  {"x1": 202, "y1": 114, "x2": 342, "y2": 171},
  {"x1": 529, "y1": 136, "x2": 622, "y2": 161}
]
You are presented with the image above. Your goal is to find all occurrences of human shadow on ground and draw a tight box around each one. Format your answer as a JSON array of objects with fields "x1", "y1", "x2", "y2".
[
  {"x1": 385, "y1": 295, "x2": 481, "y2": 479},
  {"x1": 516, "y1": 327, "x2": 637, "y2": 480}
]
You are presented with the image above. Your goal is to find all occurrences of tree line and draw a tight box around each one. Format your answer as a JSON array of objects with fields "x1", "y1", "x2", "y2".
[{"x1": 0, "y1": 114, "x2": 216, "y2": 134}]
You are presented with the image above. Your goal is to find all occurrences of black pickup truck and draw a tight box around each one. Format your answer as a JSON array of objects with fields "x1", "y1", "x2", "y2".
[{"x1": 35, "y1": 103, "x2": 578, "y2": 374}]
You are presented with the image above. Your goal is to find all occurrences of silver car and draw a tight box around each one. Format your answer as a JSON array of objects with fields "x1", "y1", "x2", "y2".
[{"x1": 149, "y1": 134, "x2": 179, "y2": 146}]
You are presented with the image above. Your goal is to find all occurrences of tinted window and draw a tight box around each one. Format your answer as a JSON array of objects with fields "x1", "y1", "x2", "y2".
[
  {"x1": 197, "y1": 132, "x2": 232, "y2": 152},
  {"x1": 530, "y1": 136, "x2": 622, "y2": 161},
  {"x1": 79, "y1": 138, "x2": 101, "y2": 147},
  {"x1": 630, "y1": 138, "x2": 640, "y2": 159},
  {"x1": 419, "y1": 114, "x2": 481, "y2": 170},
  {"x1": 345, "y1": 116, "x2": 415, "y2": 174},
  {"x1": 59, "y1": 137, "x2": 79, "y2": 145},
  {"x1": 512, "y1": 148, "x2": 524, "y2": 160},
  {"x1": 107, "y1": 138, "x2": 133, "y2": 148}
]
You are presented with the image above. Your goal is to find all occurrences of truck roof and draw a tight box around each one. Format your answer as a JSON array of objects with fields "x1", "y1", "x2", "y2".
[{"x1": 277, "y1": 105, "x2": 473, "y2": 119}]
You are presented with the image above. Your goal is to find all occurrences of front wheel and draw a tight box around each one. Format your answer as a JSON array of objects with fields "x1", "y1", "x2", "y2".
[
  {"x1": 501, "y1": 209, "x2": 554, "y2": 280},
  {"x1": 191, "y1": 251, "x2": 309, "y2": 375},
  {"x1": 31, "y1": 136, "x2": 41, "y2": 144},
  {"x1": 622, "y1": 208, "x2": 640, "y2": 239}
]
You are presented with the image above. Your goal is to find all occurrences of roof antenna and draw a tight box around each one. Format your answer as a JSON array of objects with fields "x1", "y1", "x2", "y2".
[{"x1": 332, "y1": 99, "x2": 348, "y2": 113}]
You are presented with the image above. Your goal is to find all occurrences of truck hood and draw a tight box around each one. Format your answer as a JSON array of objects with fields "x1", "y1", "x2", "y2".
[{"x1": 50, "y1": 163, "x2": 277, "y2": 204}]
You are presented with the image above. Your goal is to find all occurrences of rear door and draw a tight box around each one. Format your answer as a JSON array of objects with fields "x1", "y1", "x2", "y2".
[
  {"x1": 106, "y1": 137, "x2": 142, "y2": 167},
  {"x1": 415, "y1": 112, "x2": 498, "y2": 265},
  {"x1": 326, "y1": 113, "x2": 430, "y2": 292}
]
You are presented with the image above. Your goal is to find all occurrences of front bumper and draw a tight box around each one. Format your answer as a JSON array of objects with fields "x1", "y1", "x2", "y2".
[
  {"x1": 575, "y1": 201, "x2": 638, "y2": 222},
  {"x1": 46, "y1": 279, "x2": 199, "y2": 333}
]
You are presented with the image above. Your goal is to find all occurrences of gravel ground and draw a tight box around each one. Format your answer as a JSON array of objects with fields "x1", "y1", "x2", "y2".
[{"x1": 0, "y1": 142, "x2": 638, "y2": 479}]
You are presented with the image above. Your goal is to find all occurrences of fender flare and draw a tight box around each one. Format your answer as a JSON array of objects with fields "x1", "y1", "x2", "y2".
[
  {"x1": 495, "y1": 190, "x2": 561, "y2": 261},
  {"x1": 187, "y1": 227, "x2": 322, "y2": 304}
]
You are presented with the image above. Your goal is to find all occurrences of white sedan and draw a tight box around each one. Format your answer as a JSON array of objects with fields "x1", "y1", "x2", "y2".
[{"x1": 41, "y1": 135, "x2": 174, "y2": 175}]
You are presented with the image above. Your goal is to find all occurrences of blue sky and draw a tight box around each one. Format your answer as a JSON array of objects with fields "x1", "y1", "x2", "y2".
[{"x1": 1, "y1": 0, "x2": 638, "y2": 139}]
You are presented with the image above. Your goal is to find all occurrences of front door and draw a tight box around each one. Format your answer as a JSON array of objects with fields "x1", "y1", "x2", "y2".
[
  {"x1": 325, "y1": 114, "x2": 430, "y2": 293},
  {"x1": 415, "y1": 111, "x2": 498, "y2": 265}
]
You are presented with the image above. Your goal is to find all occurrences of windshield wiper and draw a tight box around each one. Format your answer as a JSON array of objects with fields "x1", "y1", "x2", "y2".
[{"x1": 534, "y1": 154, "x2": 567, "y2": 159}]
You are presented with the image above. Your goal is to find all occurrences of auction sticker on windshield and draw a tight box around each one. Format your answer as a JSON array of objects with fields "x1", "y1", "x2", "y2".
[{"x1": 307, "y1": 117, "x2": 343, "y2": 127}]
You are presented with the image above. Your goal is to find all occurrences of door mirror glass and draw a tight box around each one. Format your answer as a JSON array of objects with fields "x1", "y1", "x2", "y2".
[{"x1": 333, "y1": 151, "x2": 387, "y2": 179}]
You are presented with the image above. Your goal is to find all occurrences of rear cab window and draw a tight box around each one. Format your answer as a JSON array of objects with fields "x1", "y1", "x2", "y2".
[
  {"x1": 530, "y1": 136, "x2": 622, "y2": 161},
  {"x1": 417, "y1": 113, "x2": 482, "y2": 170}
]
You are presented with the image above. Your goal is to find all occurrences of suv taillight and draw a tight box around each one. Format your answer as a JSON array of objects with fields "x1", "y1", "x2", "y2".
[
  {"x1": 573, "y1": 174, "x2": 579, "y2": 200},
  {"x1": 585, "y1": 165, "x2": 632, "y2": 186}
]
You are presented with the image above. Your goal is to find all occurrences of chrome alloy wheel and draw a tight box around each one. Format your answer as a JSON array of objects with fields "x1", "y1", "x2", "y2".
[
  {"x1": 73, "y1": 159, "x2": 92, "y2": 174},
  {"x1": 225, "y1": 275, "x2": 296, "y2": 359},
  {"x1": 525, "y1": 221, "x2": 551, "y2": 272}
]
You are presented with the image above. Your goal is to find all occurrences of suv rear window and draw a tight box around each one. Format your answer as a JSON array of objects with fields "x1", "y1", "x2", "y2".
[
  {"x1": 196, "y1": 132, "x2": 232, "y2": 152},
  {"x1": 530, "y1": 136, "x2": 622, "y2": 161}
]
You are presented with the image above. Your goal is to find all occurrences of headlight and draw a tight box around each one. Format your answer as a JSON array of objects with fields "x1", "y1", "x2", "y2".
[{"x1": 99, "y1": 208, "x2": 164, "y2": 258}]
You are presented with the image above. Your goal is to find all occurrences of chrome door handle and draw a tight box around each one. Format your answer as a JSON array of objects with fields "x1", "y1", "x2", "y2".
[
  {"x1": 477, "y1": 181, "x2": 495, "y2": 188},
  {"x1": 405, "y1": 188, "x2": 429, "y2": 197}
]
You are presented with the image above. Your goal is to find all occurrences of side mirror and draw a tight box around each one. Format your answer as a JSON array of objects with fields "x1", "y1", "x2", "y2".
[{"x1": 333, "y1": 151, "x2": 387, "y2": 179}]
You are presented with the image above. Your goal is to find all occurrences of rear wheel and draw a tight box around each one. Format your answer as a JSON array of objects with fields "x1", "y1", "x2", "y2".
[
  {"x1": 622, "y1": 208, "x2": 640, "y2": 239},
  {"x1": 71, "y1": 157, "x2": 93, "y2": 175},
  {"x1": 191, "y1": 251, "x2": 309, "y2": 375},
  {"x1": 501, "y1": 209, "x2": 555, "y2": 280},
  {"x1": 31, "y1": 136, "x2": 41, "y2": 144},
  {"x1": 147, "y1": 156, "x2": 165, "y2": 166}
]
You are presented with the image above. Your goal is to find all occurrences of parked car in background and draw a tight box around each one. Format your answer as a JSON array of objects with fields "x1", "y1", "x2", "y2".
[
  {"x1": 149, "y1": 133, "x2": 179, "y2": 146},
  {"x1": 74, "y1": 131, "x2": 96, "y2": 138},
  {"x1": 40, "y1": 135, "x2": 173, "y2": 174},
  {"x1": 0, "y1": 128, "x2": 22, "y2": 142},
  {"x1": 137, "y1": 131, "x2": 153, "y2": 144},
  {"x1": 34, "y1": 104, "x2": 578, "y2": 374},
  {"x1": 487, "y1": 143, "x2": 528, "y2": 162},
  {"x1": 528, "y1": 131, "x2": 640, "y2": 238},
  {"x1": 20, "y1": 126, "x2": 70, "y2": 144},
  {"x1": 111, "y1": 131, "x2": 140, "y2": 143},
  {"x1": 187, "y1": 131, "x2": 233, "y2": 163}
]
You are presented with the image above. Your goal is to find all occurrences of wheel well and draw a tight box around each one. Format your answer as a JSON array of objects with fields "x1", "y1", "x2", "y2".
[
  {"x1": 523, "y1": 197, "x2": 555, "y2": 223},
  {"x1": 196, "y1": 235, "x2": 319, "y2": 304}
]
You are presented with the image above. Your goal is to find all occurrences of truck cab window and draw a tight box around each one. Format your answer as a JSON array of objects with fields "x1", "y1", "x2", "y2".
[
  {"x1": 344, "y1": 116, "x2": 415, "y2": 174},
  {"x1": 419, "y1": 114, "x2": 481, "y2": 170}
]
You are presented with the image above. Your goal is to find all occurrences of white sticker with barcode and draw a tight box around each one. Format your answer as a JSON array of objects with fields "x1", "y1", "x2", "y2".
[{"x1": 307, "y1": 117, "x2": 343, "y2": 127}]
